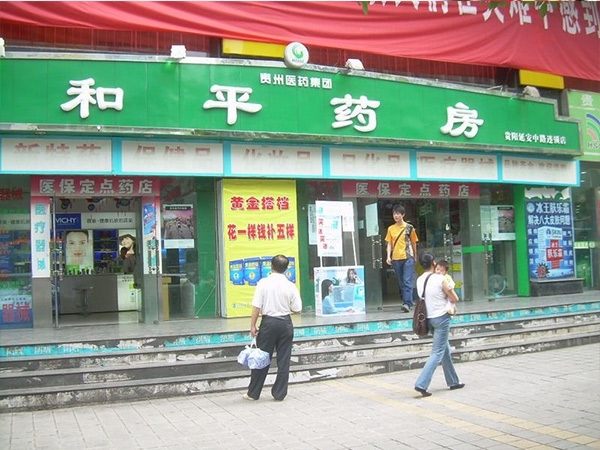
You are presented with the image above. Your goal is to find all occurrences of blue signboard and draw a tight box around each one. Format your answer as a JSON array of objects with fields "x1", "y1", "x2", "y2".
[
  {"x1": 55, "y1": 213, "x2": 82, "y2": 230},
  {"x1": 526, "y1": 200, "x2": 575, "y2": 279}
]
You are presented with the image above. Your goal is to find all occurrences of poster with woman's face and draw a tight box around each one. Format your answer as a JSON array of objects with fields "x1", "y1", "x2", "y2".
[
  {"x1": 314, "y1": 266, "x2": 366, "y2": 317},
  {"x1": 65, "y1": 230, "x2": 94, "y2": 273}
]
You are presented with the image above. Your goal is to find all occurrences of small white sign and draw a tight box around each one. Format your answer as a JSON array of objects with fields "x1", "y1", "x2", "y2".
[{"x1": 3, "y1": 138, "x2": 112, "y2": 173}]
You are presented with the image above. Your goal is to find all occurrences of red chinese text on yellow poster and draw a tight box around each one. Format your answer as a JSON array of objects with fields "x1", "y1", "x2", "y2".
[{"x1": 222, "y1": 179, "x2": 299, "y2": 317}]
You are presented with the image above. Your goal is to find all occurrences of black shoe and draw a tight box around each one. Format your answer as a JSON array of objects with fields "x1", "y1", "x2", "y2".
[
  {"x1": 415, "y1": 387, "x2": 432, "y2": 397},
  {"x1": 449, "y1": 383, "x2": 465, "y2": 390},
  {"x1": 400, "y1": 304, "x2": 410, "y2": 313}
]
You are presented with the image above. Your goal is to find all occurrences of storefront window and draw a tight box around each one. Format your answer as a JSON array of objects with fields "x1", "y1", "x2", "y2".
[
  {"x1": 0, "y1": 176, "x2": 33, "y2": 328},
  {"x1": 160, "y1": 177, "x2": 218, "y2": 318},
  {"x1": 573, "y1": 165, "x2": 600, "y2": 290}
]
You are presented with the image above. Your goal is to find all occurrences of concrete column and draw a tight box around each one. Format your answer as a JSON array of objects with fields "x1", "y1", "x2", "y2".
[{"x1": 32, "y1": 278, "x2": 54, "y2": 328}]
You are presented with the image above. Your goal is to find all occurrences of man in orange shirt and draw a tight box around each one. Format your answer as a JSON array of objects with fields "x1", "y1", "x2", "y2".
[{"x1": 385, "y1": 204, "x2": 419, "y2": 312}]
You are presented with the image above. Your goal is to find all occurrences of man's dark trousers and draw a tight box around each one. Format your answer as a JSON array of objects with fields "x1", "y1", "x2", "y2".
[{"x1": 247, "y1": 315, "x2": 294, "y2": 400}]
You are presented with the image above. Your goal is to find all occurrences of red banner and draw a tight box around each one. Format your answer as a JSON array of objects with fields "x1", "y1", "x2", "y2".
[
  {"x1": 342, "y1": 181, "x2": 480, "y2": 199},
  {"x1": 30, "y1": 176, "x2": 160, "y2": 197},
  {"x1": 0, "y1": 1, "x2": 598, "y2": 81}
]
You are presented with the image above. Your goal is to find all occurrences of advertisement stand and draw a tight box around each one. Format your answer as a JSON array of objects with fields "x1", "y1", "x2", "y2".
[{"x1": 314, "y1": 201, "x2": 366, "y2": 317}]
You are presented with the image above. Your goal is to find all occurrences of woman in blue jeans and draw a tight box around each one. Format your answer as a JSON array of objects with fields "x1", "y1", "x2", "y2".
[{"x1": 414, "y1": 252, "x2": 465, "y2": 397}]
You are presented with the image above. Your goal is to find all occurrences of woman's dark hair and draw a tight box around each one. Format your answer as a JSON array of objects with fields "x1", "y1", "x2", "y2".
[
  {"x1": 119, "y1": 234, "x2": 136, "y2": 245},
  {"x1": 346, "y1": 268, "x2": 356, "y2": 283},
  {"x1": 419, "y1": 252, "x2": 436, "y2": 270},
  {"x1": 321, "y1": 279, "x2": 334, "y2": 300}
]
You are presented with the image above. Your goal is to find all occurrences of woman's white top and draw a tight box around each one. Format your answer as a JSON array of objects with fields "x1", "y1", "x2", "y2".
[{"x1": 416, "y1": 272, "x2": 448, "y2": 319}]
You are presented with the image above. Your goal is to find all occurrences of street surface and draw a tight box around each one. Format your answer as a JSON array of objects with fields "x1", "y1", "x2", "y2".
[{"x1": 2, "y1": 343, "x2": 599, "y2": 450}]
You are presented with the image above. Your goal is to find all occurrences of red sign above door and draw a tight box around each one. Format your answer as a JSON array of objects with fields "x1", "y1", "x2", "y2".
[
  {"x1": 31, "y1": 176, "x2": 160, "y2": 197},
  {"x1": 342, "y1": 181, "x2": 480, "y2": 199}
]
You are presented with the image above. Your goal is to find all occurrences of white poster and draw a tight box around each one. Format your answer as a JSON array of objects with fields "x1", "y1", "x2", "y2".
[
  {"x1": 163, "y1": 204, "x2": 195, "y2": 249},
  {"x1": 121, "y1": 140, "x2": 223, "y2": 175},
  {"x1": 480, "y1": 205, "x2": 515, "y2": 241},
  {"x1": 315, "y1": 201, "x2": 354, "y2": 257}
]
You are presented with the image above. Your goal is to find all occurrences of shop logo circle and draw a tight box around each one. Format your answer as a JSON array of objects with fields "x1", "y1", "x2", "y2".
[{"x1": 284, "y1": 42, "x2": 309, "y2": 69}]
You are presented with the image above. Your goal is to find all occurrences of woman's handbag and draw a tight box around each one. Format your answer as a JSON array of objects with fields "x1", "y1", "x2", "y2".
[
  {"x1": 413, "y1": 274, "x2": 433, "y2": 336},
  {"x1": 237, "y1": 337, "x2": 271, "y2": 370}
]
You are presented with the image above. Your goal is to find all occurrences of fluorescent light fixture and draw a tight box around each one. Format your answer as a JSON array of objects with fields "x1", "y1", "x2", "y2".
[
  {"x1": 345, "y1": 58, "x2": 364, "y2": 70},
  {"x1": 170, "y1": 45, "x2": 187, "y2": 59}
]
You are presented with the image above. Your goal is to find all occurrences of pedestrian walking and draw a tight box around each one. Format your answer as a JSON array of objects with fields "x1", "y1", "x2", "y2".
[
  {"x1": 414, "y1": 252, "x2": 464, "y2": 397},
  {"x1": 385, "y1": 203, "x2": 419, "y2": 312},
  {"x1": 244, "y1": 254, "x2": 303, "y2": 401}
]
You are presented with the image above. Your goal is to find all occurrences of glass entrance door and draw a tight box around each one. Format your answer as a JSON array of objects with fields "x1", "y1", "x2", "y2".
[
  {"x1": 50, "y1": 196, "x2": 144, "y2": 326},
  {"x1": 479, "y1": 185, "x2": 518, "y2": 299},
  {"x1": 357, "y1": 197, "x2": 454, "y2": 307}
]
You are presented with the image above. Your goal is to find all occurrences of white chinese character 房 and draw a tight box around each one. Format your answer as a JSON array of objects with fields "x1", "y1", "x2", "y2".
[{"x1": 440, "y1": 102, "x2": 484, "y2": 138}]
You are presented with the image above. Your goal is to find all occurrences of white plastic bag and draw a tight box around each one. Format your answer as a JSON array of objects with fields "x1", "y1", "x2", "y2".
[
  {"x1": 237, "y1": 346, "x2": 251, "y2": 366},
  {"x1": 237, "y1": 338, "x2": 271, "y2": 370}
]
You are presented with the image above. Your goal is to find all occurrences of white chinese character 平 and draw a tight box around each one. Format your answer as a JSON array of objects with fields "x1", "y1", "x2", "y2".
[
  {"x1": 330, "y1": 94, "x2": 381, "y2": 133},
  {"x1": 60, "y1": 78, "x2": 124, "y2": 119},
  {"x1": 440, "y1": 102, "x2": 484, "y2": 139},
  {"x1": 203, "y1": 85, "x2": 263, "y2": 125}
]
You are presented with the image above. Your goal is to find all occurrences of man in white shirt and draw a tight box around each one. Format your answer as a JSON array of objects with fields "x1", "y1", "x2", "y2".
[{"x1": 244, "y1": 254, "x2": 303, "y2": 401}]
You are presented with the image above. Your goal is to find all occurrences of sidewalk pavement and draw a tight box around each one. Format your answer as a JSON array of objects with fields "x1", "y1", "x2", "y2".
[{"x1": 1, "y1": 343, "x2": 599, "y2": 450}]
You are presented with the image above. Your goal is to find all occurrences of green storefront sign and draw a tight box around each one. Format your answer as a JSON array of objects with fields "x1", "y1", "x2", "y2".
[
  {"x1": 565, "y1": 90, "x2": 600, "y2": 162},
  {"x1": 0, "y1": 57, "x2": 581, "y2": 154}
]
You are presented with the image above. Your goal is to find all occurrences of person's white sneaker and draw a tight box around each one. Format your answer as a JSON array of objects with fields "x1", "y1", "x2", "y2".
[{"x1": 242, "y1": 393, "x2": 257, "y2": 401}]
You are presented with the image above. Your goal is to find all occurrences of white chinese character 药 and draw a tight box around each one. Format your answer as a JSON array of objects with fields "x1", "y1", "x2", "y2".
[{"x1": 330, "y1": 94, "x2": 381, "y2": 133}]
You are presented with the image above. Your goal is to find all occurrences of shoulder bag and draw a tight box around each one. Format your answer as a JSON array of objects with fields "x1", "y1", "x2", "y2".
[{"x1": 412, "y1": 273, "x2": 433, "y2": 336}]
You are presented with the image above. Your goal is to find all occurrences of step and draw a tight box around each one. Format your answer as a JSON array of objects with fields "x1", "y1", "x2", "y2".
[
  {"x1": 3, "y1": 301, "x2": 599, "y2": 359},
  {"x1": 1, "y1": 314, "x2": 599, "y2": 412},
  {"x1": 2, "y1": 313, "x2": 598, "y2": 375},
  {"x1": 2, "y1": 330, "x2": 598, "y2": 413}
]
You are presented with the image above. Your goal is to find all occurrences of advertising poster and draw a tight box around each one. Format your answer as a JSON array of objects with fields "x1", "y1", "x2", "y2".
[
  {"x1": 315, "y1": 201, "x2": 354, "y2": 258},
  {"x1": 163, "y1": 204, "x2": 195, "y2": 249},
  {"x1": 222, "y1": 179, "x2": 299, "y2": 318},
  {"x1": 314, "y1": 266, "x2": 366, "y2": 317},
  {"x1": 31, "y1": 197, "x2": 51, "y2": 279},
  {"x1": 526, "y1": 188, "x2": 575, "y2": 279},
  {"x1": 480, "y1": 205, "x2": 516, "y2": 241},
  {"x1": 0, "y1": 214, "x2": 33, "y2": 328},
  {"x1": 64, "y1": 229, "x2": 94, "y2": 275},
  {"x1": 142, "y1": 199, "x2": 159, "y2": 274}
]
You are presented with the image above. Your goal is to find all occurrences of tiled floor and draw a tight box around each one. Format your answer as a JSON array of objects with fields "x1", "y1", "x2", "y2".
[{"x1": 1, "y1": 291, "x2": 598, "y2": 346}]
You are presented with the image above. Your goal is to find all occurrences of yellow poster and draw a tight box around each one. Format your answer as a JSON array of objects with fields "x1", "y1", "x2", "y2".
[{"x1": 222, "y1": 179, "x2": 299, "y2": 317}]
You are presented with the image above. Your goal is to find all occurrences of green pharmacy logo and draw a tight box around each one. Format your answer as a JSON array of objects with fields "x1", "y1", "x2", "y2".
[{"x1": 284, "y1": 42, "x2": 309, "y2": 69}]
